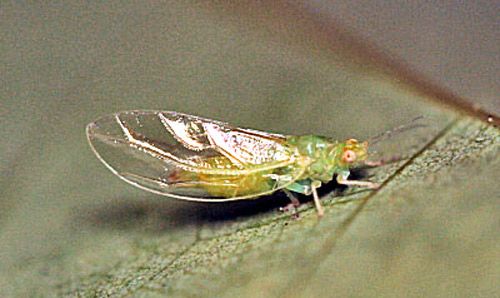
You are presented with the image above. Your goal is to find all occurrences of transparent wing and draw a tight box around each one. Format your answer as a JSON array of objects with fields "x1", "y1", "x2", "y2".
[{"x1": 86, "y1": 110, "x2": 305, "y2": 201}]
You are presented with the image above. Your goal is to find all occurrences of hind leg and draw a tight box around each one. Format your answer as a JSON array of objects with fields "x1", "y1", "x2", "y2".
[{"x1": 279, "y1": 190, "x2": 301, "y2": 219}]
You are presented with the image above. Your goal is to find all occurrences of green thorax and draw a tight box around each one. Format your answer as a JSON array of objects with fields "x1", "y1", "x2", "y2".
[{"x1": 287, "y1": 135, "x2": 347, "y2": 183}]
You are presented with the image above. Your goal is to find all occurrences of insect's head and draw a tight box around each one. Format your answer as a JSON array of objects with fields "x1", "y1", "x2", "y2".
[{"x1": 340, "y1": 138, "x2": 368, "y2": 166}]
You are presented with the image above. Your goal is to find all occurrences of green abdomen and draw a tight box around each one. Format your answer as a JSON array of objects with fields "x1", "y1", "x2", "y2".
[
  {"x1": 198, "y1": 171, "x2": 273, "y2": 197},
  {"x1": 177, "y1": 156, "x2": 275, "y2": 198}
]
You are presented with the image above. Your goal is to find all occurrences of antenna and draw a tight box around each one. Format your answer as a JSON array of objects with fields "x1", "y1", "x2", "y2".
[{"x1": 369, "y1": 116, "x2": 426, "y2": 145}]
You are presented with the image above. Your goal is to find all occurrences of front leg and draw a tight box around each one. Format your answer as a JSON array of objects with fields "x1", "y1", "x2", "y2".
[
  {"x1": 336, "y1": 171, "x2": 380, "y2": 189},
  {"x1": 363, "y1": 155, "x2": 403, "y2": 167}
]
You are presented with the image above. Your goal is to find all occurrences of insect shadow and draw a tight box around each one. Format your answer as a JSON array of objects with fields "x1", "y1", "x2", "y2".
[{"x1": 77, "y1": 168, "x2": 370, "y2": 233}]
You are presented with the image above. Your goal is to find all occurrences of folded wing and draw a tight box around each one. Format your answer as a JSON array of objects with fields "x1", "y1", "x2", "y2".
[{"x1": 86, "y1": 111, "x2": 304, "y2": 201}]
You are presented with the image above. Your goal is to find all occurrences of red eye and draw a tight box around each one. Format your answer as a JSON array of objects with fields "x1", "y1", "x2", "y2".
[{"x1": 342, "y1": 150, "x2": 357, "y2": 163}]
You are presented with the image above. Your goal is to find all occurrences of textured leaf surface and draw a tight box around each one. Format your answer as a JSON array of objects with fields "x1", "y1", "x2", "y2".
[{"x1": 1, "y1": 2, "x2": 498, "y2": 297}]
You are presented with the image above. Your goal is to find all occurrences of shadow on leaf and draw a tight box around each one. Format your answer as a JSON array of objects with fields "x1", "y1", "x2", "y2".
[{"x1": 73, "y1": 168, "x2": 369, "y2": 233}]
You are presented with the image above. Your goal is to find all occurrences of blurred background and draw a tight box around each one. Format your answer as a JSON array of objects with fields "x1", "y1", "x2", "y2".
[
  {"x1": 1, "y1": 1, "x2": 498, "y2": 296},
  {"x1": 304, "y1": 0, "x2": 498, "y2": 114}
]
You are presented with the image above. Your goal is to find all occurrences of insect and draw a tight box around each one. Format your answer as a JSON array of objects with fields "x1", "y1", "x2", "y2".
[{"x1": 86, "y1": 111, "x2": 381, "y2": 217}]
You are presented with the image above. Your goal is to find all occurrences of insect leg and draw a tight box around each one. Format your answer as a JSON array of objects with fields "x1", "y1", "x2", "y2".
[
  {"x1": 336, "y1": 173, "x2": 380, "y2": 189},
  {"x1": 363, "y1": 160, "x2": 384, "y2": 167},
  {"x1": 285, "y1": 181, "x2": 324, "y2": 217},
  {"x1": 280, "y1": 190, "x2": 301, "y2": 218},
  {"x1": 285, "y1": 181, "x2": 312, "y2": 195},
  {"x1": 283, "y1": 190, "x2": 301, "y2": 207},
  {"x1": 364, "y1": 155, "x2": 404, "y2": 167},
  {"x1": 311, "y1": 180, "x2": 324, "y2": 217}
]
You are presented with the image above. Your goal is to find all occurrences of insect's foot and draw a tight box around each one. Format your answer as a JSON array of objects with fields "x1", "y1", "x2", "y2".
[
  {"x1": 365, "y1": 160, "x2": 384, "y2": 167},
  {"x1": 279, "y1": 203, "x2": 300, "y2": 219}
]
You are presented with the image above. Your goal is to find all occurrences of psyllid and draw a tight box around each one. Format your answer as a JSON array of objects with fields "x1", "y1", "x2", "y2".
[{"x1": 86, "y1": 111, "x2": 421, "y2": 217}]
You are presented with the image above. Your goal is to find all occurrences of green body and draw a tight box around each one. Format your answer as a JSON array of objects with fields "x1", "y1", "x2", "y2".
[
  {"x1": 287, "y1": 135, "x2": 348, "y2": 182},
  {"x1": 283, "y1": 135, "x2": 350, "y2": 195},
  {"x1": 88, "y1": 111, "x2": 369, "y2": 202},
  {"x1": 193, "y1": 135, "x2": 356, "y2": 197}
]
